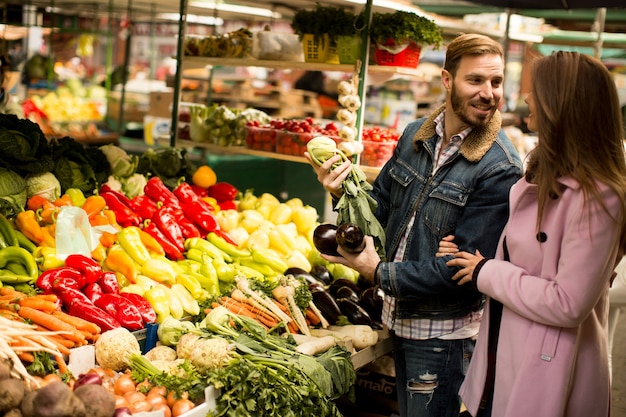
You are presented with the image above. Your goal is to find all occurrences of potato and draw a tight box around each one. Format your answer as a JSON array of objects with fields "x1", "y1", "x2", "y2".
[
  {"x1": 20, "y1": 390, "x2": 37, "y2": 417},
  {"x1": 32, "y1": 381, "x2": 86, "y2": 417},
  {"x1": 0, "y1": 378, "x2": 25, "y2": 412},
  {"x1": 73, "y1": 384, "x2": 116, "y2": 417},
  {"x1": 0, "y1": 356, "x2": 12, "y2": 381}
]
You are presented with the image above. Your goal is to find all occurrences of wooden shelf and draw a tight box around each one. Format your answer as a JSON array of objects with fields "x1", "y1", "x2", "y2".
[
  {"x1": 182, "y1": 57, "x2": 430, "y2": 79},
  {"x1": 173, "y1": 139, "x2": 381, "y2": 181}
]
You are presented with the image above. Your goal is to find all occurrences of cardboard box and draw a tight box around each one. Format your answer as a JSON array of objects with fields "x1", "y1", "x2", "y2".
[
  {"x1": 149, "y1": 90, "x2": 174, "y2": 118},
  {"x1": 350, "y1": 355, "x2": 399, "y2": 416}
]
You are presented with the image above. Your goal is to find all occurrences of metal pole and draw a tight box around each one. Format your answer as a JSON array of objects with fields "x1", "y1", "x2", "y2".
[
  {"x1": 592, "y1": 8, "x2": 606, "y2": 60},
  {"x1": 170, "y1": 0, "x2": 188, "y2": 147}
]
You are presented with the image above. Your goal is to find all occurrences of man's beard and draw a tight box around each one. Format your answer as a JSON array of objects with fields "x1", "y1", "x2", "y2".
[{"x1": 450, "y1": 83, "x2": 496, "y2": 128}]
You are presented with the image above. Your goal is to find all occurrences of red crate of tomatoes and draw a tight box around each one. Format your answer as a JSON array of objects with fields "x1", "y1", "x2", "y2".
[
  {"x1": 245, "y1": 125, "x2": 278, "y2": 152},
  {"x1": 271, "y1": 118, "x2": 341, "y2": 157},
  {"x1": 359, "y1": 126, "x2": 400, "y2": 167}
]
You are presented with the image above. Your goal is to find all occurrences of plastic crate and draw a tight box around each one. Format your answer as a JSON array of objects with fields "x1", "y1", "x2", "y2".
[
  {"x1": 360, "y1": 140, "x2": 397, "y2": 167},
  {"x1": 275, "y1": 130, "x2": 340, "y2": 157},
  {"x1": 245, "y1": 126, "x2": 278, "y2": 152},
  {"x1": 374, "y1": 42, "x2": 422, "y2": 68}
]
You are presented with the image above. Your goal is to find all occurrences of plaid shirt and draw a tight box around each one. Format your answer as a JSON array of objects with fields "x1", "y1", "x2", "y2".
[{"x1": 381, "y1": 111, "x2": 482, "y2": 340}]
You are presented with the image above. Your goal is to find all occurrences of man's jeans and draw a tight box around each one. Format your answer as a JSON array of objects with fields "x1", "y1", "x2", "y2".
[{"x1": 393, "y1": 336, "x2": 475, "y2": 417}]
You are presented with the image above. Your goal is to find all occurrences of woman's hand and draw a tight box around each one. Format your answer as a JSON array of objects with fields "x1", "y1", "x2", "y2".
[
  {"x1": 304, "y1": 152, "x2": 351, "y2": 198},
  {"x1": 446, "y1": 250, "x2": 484, "y2": 286},
  {"x1": 321, "y1": 235, "x2": 380, "y2": 286},
  {"x1": 436, "y1": 235, "x2": 458, "y2": 257}
]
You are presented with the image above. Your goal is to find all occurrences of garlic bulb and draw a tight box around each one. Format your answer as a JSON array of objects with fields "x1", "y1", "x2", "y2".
[
  {"x1": 338, "y1": 140, "x2": 364, "y2": 156},
  {"x1": 337, "y1": 80, "x2": 355, "y2": 96},
  {"x1": 336, "y1": 108, "x2": 356, "y2": 126},
  {"x1": 339, "y1": 125, "x2": 358, "y2": 142},
  {"x1": 341, "y1": 95, "x2": 361, "y2": 112}
]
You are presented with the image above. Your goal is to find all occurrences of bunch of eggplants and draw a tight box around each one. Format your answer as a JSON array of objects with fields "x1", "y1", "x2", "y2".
[{"x1": 286, "y1": 264, "x2": 384, "y2": 329}]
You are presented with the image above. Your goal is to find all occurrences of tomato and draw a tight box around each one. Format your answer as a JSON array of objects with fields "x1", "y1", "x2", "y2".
[
  {"x1": 114, "y1": 374, "x2": 136, "y2": 396},
  {"x1": 172, "y1": 399, "x2": 195, "y2": 417}
]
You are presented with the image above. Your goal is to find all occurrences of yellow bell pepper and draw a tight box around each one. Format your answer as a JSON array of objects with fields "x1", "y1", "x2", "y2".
[
  {"x1": 176, "y1": 272, "x2": 203, "y2": 299},
  {"x1": 33, "y1": 246, "x2": 64, "y2": 270},
  {"x1": 285, "y1": 197, "x2": 304, "y2": 209},
  {"x1": 118, "y1": 226, "x2": 152, "y2": 266},
  {"x1": 268, "y1": 227, "x2": 295, "y2": 256},
  {"x1": 286, "y1": 250, "x2": 312, "y2": 272},
  {"x1": 246, "y1": 229, "x2": 271, "y2": 250},
  {"x1": 292, "y1": 205, "x2": 319, "y2": 235},
  {"x1": 143, "y1": 285, "x2": 171, "y2": 323},
  {"x1": 239, "y1": 210, "x2": 265, "y2": 233},
  {"x1": 140, "y1": 257, "x2": 177, "y2": 285},
  {"x1": 170, "y1": 283, "x2": 200, "y2": 316},
  {"x1": 120, "y1": 284, "x2": 145, "y2": 296},
  {"x1": 216, "y1": 209, "x2": 240, "y2": 232},
  {"x1": 238, "y1": 189, "x2": 258, "y2": 211},
  {"x1": 269, "y1": 203, "x2": 293, "y2": 225},
  {"x1": 65, "y1": 188, "x2": 86, "y2": 207},
  {"x1": 161, "y1": 284, "x2": 184, "y2": 319},
  {"x1": 104, "y1": 244, "x2": 138, "y2": 284}
]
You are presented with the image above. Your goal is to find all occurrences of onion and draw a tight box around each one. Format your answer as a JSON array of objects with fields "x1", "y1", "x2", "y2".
[
  {"x1": 113, "y1": 407, "x2": 133, "y2": 417},
  {"x1": 73, "y1": 372, "x2": 103, "y2": 390}
]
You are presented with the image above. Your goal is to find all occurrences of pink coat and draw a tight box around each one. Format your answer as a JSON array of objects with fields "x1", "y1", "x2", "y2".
[{"x1": 460, "y1": 176, "x2": 623, "y2": 417}]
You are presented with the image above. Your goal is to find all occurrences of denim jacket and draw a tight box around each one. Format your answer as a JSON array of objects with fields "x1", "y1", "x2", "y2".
[{"x1": 373, "y1": 105, "x2": 523, "y2": 321}]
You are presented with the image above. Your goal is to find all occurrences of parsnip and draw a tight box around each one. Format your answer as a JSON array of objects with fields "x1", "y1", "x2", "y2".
[
  {"x1": 294, "y1": 335, "x2": 337, "y2": 356},
  {"x1": 310, "y1": 324, "x2": 378, "y2": 350}
]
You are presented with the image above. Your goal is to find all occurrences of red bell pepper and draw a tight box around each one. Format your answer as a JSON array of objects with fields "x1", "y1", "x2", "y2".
[
  {"x1": 171, "y1": 209, "x2": 201, "y2": 239},
  {"x1": 190, "y1": 184, "x2": 209, "y2": 198},
  {"x1": 101, "y1": 192, "x2": 141, "y2": 227},
  {"x1": 98, "y1": 271, "x2": 120, "y2": 294},
  {"x1": 36, "y1": 266, "x2": 84, "y2": 293},
  {"x1": 127, "y1": 195, "x2": 158, "y2": 222},
  {"x1": 67, "y1": 297, "x2": 121, "y2": 332},
  {"x1": 151, "y1": 206, "x2": 185, "y2": 253},
  {"x1": 144, "y1": 177, "x2": 182, "y2": 211},
  {"x1": 64, "y1": 254, "x2": 103, "y2": 286},
  {"x1": 143, "y1": 220, "x2": 184, "y2": 261},
  {"x1": 218, "y1": 200, "x2": 237, "y2": 211},
  {"x1": 99, "y1": 184, "x2": 133, "y2": 207},
  {"x1": 84, "y1": 282, "x2": 104, "y2": 304},
  {"x1": 173, "y1": 182, "x2": 220, "y2": 233},
  {"x1": 94, "y1": 293, "x2": 144, "y2": 331},
  {"x1": 208, "y1": 182, "x2": 239, "y2": 203},
  {"x1": 119, "y1": 292, "x2": 157, "y2": 324}
]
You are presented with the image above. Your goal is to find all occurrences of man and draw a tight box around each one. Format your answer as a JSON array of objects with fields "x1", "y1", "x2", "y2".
[{"x1": 306, "y1": 33, "x2": 523, "y2": 417}]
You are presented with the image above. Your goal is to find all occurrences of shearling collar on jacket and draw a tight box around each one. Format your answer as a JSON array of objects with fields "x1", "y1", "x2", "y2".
[{"x1": 412, "y1": 104, "x2": 502, "y2": 163}]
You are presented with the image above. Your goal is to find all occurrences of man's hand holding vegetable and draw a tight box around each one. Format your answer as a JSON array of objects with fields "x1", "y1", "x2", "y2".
[{"x1": 303, "y1": 152, "x2": 351, "y2": 199}]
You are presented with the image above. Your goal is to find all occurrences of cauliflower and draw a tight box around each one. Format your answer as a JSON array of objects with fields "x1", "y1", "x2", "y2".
[
  {"x1": 144, "y1": 345, "x2": 177, "y2": 362},
  {"x1": 189, "y1": 337, "x2": 234, "y2": 373},
  {"x1": 95, "y1": 327, "x2": 141, "y2": 371}
]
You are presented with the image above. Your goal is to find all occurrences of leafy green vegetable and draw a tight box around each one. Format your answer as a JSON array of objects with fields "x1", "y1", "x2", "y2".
[
  {"x1": 0, "y1": 167, "x2": 27, "y2": 217},
  {"x1": 49, "y1": 137, "x2": 110, "y2": 196},
  {"x1": 0, "y1": 114, "x2": 54, "y2": 176},
  {"x1": 307, "y1": 136, "x2": 386, "y2": 259},
  {"x1": 25, "y1": 172, "x2": 61, "y2": 201},
  {"x1": 100, "y1": 144, "x2": 138, "y2": 178},
  {"x1": 136, "y1": 147, "x2": 197, "y2": 188}
]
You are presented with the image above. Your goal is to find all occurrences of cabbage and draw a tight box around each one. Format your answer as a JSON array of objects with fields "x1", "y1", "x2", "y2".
[
  {"x1": 121, "y1": 173, "x2": 147, "y2": 199},
  {"x1": 0, "y1": 168, "x2": 27, "y2": 218},
  {"x1": 25, "y1": 172, "x2": 62, "y2": 202},
  {"x1": 100, "y1": 143, "x2": 138, "y2": 178}
]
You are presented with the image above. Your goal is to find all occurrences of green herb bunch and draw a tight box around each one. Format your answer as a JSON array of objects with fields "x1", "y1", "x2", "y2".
[
  {"x1": 370, "y1": 11, "x2": 443, "y2": 49},
  {"x1": 291, "y1": 3, "x2": 361, "y2": 46}
]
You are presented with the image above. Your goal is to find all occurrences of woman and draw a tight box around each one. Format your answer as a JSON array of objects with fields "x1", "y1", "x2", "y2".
[{"x1": 439, "y1": 51, "x2": 626, "y2": 417}]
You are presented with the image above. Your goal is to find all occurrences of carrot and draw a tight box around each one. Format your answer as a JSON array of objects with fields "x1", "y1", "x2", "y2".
[
  {"x1": 18, "y1": 306, "x2": 85, "y2": 345},
  {"x1": 17, "y1": 352, "x2": 35, "y2": 362},
  {"x1": 224, "y1": 296, "x2": 279, "y2": 324},
  {"x1": 0, "y1": 287, "x2": 23, "y2": 296},
  {"x1": 47, "y1": 335, "x2": 76, "y2": 349},
  {"x1": 19, "y1": 297, "x2": 59, "y2": 312},
  {"x1": 0, "y1": 310, "x2": 22, "y2": 321},
  {"x1": 29, "y1": 334, "x2": 72, "y2": 357},
  {"x1": 305, "y1": 308, "x2": 321, "y2": 326},
  {"x1": 36, "y1": 294, "x2": 60, "y2": 303},
  {"x1": 287, "y1": 320, "x2": 300, "y2": 334},
  {"x1": 51, "y1": 310, "x2": 101, "y2": 335},
  {"x1": 220, "y1": 298, "x2": 275, "y2": 328},
  {"x1": 54, "y1": 354, "x2": 68, "y2": 375},
  {"x1": 0, "y1": 300, "x2": 20, "y2": 312}
]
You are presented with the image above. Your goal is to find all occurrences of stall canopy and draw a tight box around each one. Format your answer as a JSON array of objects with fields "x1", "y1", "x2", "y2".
[{"x1": 464, "y1": 0, "x2": 624, "y2": 9}]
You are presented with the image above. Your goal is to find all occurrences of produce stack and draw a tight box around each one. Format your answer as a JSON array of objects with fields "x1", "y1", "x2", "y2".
[{"x1": 0, "y1": 113, "x2": 386, "y2": 416}]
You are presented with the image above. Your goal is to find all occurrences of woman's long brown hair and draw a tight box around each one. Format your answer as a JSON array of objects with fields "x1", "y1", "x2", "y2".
[{"x1": 525, "y1": 51, "x2": 626, "y2": 252}]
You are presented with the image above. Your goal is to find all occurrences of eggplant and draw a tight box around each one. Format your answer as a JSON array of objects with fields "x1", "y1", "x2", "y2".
[
  {"x1": 336, "y1": 223, "x2": 366, "y2": 253},
  {"x1": 310, "y1": 264, "x2": 334, "y2": 286},
  {"x1": 329, "y1": 278, "x2": 361, "y2": 297},
  {"x1": 311, "y1": 289, "x2": 343, "y2": 324},
  {"x1": 359, "y1": 287, "x2": 384, "y2": 321},
  {"x1": 313, "y1": 223, "x2": 340, "y2": 256},
  {"x1": 308, "y1": 281, "x2": 326, "y2": 293},
  {"x1": 335, "y1": 286, "x2": 360, "y2": 304},
  {"x1": 337, "y1": 298, "x2": 372, "y2": 326},
  {"x1": 285, "y1": 267, "x2": 325, "y2": 286}
]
